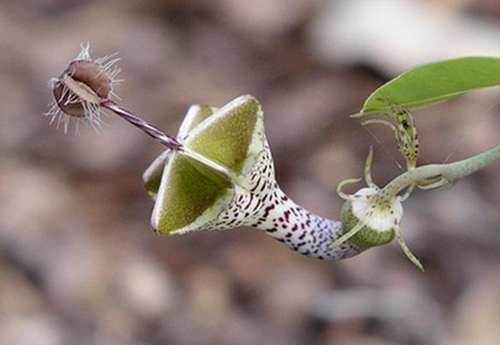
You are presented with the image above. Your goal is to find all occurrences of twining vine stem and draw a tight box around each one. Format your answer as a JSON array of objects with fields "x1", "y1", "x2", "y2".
[{"x1": 381, "y1": 144, "x2": 500, "y2": 199}]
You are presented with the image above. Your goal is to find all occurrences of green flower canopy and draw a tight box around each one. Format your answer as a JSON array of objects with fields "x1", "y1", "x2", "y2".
[{"x1": 143, "y1": 96, "x2": 264, "y2": 234}]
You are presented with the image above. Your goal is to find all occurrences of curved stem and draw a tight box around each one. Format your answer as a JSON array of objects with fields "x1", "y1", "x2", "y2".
[
  {"x1": 364, "y1": 146, "x2": 376, "y2": 188},
  {"x1": 337, "y1": 178, "x2": 362, "y2": 201},
  {"x1": 395, "y1": 226, "x2": 424, "y2": 272},
  {"x1": 381, "y1": 144, "x2": 500, "y2": 198},
  {"x1": 101, "y1": 99, "x2": 182, "y2": 150}
]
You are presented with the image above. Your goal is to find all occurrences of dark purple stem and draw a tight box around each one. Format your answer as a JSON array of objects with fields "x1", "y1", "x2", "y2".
[{"x1": 101, "y1": 99, "x2": 182, "y2": 151}]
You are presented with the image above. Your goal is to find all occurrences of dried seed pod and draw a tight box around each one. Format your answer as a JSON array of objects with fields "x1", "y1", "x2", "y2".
[
  {"x1": 52, "y1": 60, "x2": 112, "y2": 118},
  {"x1": 46, "y1": 43, "x2": 121, "y2": 132}
]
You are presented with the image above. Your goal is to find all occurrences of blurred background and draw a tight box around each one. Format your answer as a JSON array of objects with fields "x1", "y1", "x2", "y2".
[{"x1": 1, "y1": 0, "x2": 500, "y2": 344}]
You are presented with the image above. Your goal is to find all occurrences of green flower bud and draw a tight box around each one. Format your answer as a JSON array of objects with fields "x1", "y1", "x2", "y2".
[{"x1": 340, "y1": 187, "x2": 402, "y2": 249}]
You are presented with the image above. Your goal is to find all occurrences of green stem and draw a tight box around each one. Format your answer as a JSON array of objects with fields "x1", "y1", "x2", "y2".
[{"x1": 381, "y1": 144, "x2": 500, "y2": 198}]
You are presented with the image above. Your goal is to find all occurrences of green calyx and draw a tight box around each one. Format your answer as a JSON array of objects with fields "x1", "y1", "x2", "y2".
[
  {"x1": 334, "y1": 147, "x2": 424, "y2": 271},
  {"x1": 340, "y1": 198, "x2": 396, "y2": 250}
]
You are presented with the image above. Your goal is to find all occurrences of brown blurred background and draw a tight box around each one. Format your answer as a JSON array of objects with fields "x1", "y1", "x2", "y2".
[{"x1": 1, "y1": 0, "x2": 500, "y2": 344}]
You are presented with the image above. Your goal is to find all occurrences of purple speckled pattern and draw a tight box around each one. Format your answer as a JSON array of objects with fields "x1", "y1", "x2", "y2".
[{"x1": 206, "y1": 144, "x2": 362, "y2": 260}]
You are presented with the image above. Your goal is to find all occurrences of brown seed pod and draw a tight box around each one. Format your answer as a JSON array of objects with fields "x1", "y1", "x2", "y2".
[
  {"x1": 68, "y1": 60, "x2": 113, "y2": 99},
  {"x1": 46, "y1": 43, "x2": 121, "y2": 131}
]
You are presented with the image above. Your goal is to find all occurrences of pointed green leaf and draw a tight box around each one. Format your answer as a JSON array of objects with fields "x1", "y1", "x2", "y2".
[{"x1": 360, "y1": 56, "x2": 500, "y2": 115}]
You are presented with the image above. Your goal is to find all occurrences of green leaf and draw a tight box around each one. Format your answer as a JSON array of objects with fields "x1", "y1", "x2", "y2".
[{"x1": 359, "y1": 56, "x2": 500, "y2": 115}]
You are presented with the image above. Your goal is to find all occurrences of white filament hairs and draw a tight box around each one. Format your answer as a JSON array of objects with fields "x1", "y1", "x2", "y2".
[{"x1": 45, "y1": 42, "x2": 123, "y2": 133}]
